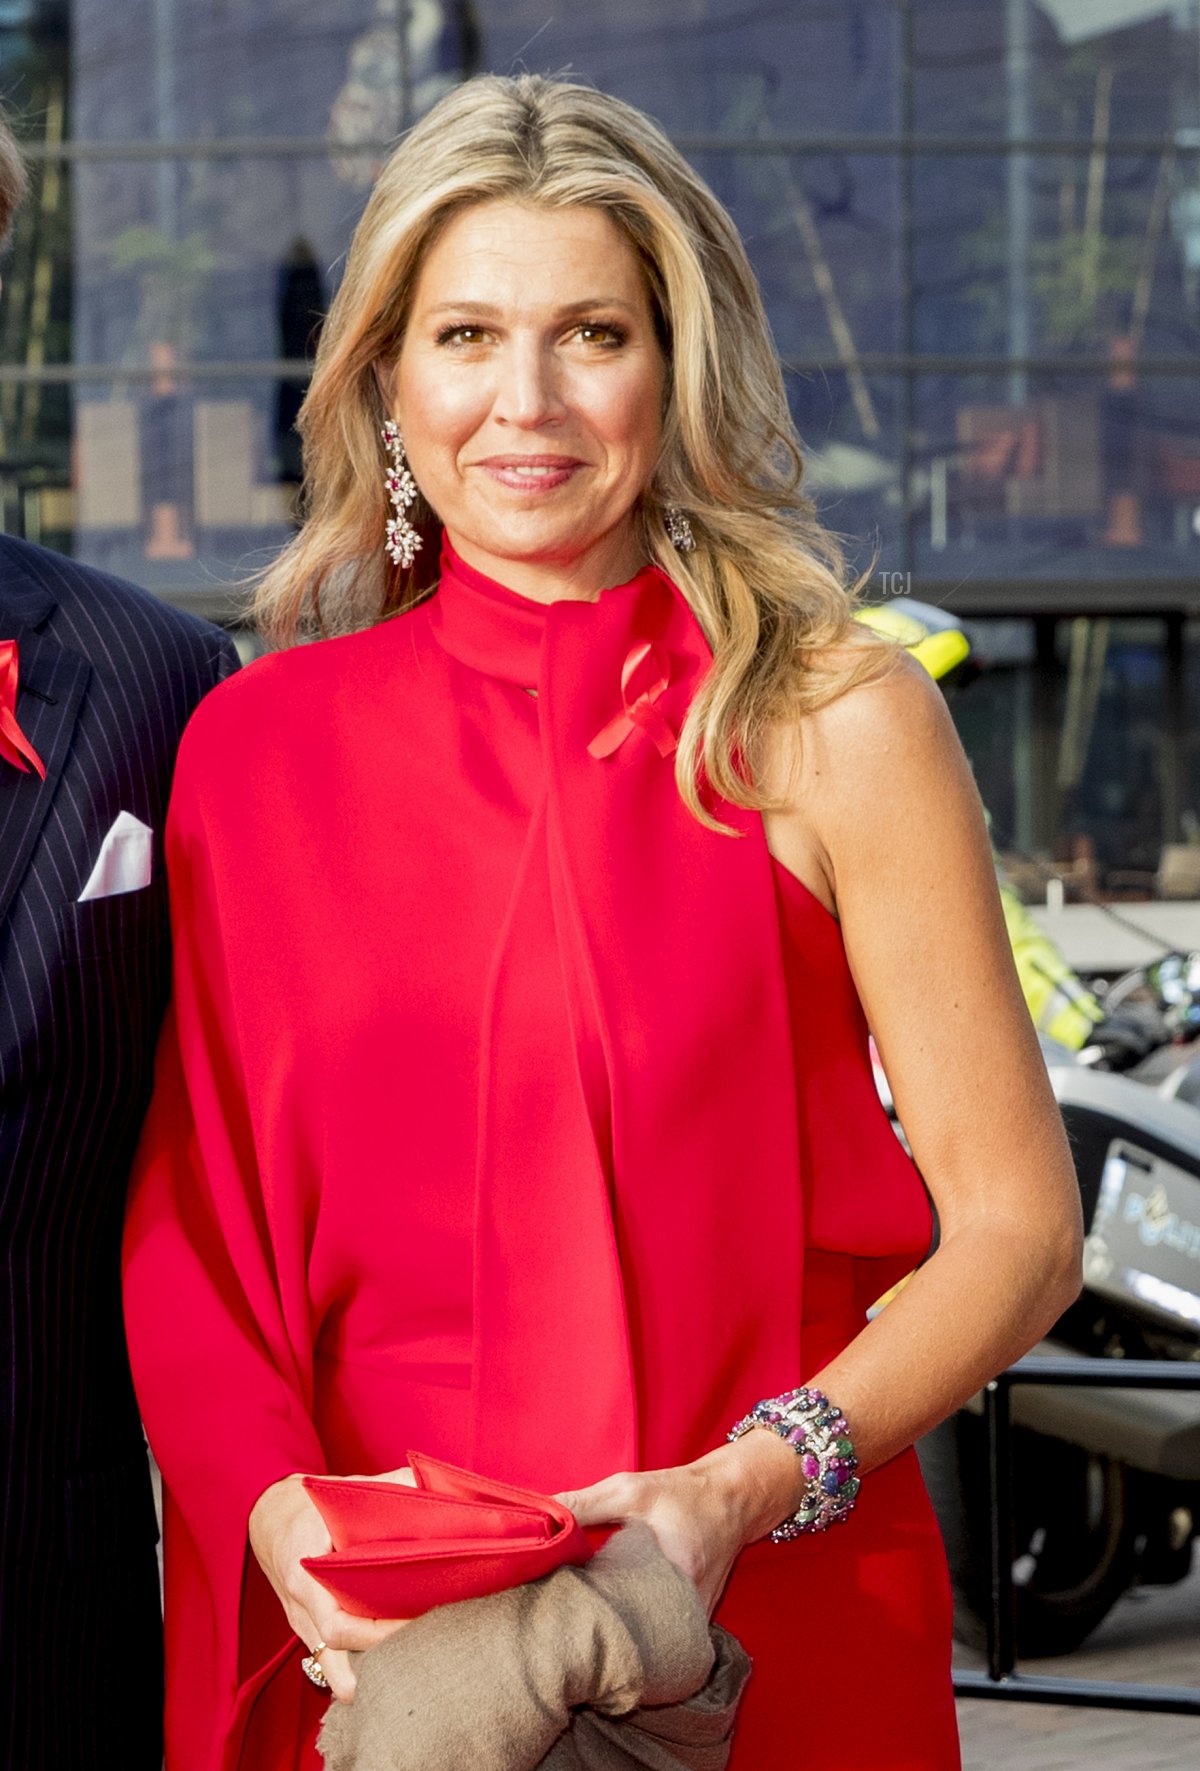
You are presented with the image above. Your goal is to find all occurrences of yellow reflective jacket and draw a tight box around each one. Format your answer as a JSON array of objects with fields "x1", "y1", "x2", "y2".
[{"x1": 996, "y1": 869, "x2": 1105, "y2": 1049}]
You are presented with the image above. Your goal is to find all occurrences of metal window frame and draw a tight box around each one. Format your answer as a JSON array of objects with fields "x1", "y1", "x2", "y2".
[
  {"x1": 953, "y1": 1357, "x2": 1200, "y2": 1714},
  {"x1": 3, "y1": 354, "x2": 1197, "y2": 385},
  {"x1": 12, "y1": 134, "x2": 1200, "y2": 161}
]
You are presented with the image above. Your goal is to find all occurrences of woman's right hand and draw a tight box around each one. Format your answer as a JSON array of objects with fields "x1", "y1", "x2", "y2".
[{"x1": 248, "y1": 1473, "x2": 409, "y2": 1702}]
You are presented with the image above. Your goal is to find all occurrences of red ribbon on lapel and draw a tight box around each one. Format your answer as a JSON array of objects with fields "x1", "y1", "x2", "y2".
[
  {"x1": 586, "y1": 638, "x2": 677, "y2": 761},
  {"x1": 0, "y1": 639, "x2": 47, "y2": 779}
]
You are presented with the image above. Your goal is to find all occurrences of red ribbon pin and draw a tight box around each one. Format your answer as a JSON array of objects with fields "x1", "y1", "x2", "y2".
[
  {"x1": 0, "y1": 639, "x2": 47, "y2": 779},
  {"x1": 587, "y1": 638, "x2": 678, "y2": 761}
]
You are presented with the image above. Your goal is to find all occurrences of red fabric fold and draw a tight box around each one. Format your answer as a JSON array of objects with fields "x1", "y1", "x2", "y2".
[{"x1": 433, "y1": 539, "x2": 808, "y2": 1487}]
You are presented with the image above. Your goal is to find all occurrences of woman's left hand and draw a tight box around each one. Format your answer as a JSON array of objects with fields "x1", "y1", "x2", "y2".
[{"x1": 556, "y1": 1429, "x2": 802, "y2": 1617}]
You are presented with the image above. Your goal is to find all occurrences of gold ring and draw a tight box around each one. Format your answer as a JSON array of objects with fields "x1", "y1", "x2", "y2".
[{"x1": 301, "y1": 1641, "x2": 330, "y2": 1690}]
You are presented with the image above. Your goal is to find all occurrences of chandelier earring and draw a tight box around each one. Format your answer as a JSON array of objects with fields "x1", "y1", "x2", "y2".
[
  {"x1": 381, "y1": 419, "x2": 422, "y2": 569},
  {"x1": 665, "y1": 505, "x2": 695, "y2": 553}
]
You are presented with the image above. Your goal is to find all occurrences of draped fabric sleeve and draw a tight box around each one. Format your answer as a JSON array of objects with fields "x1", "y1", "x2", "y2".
[{"x1": 122, "y1": 706, "x2": 327, "y2": 1770}]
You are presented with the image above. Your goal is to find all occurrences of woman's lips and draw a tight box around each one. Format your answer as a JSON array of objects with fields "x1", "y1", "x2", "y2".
[{"x1": 475, "y1": 455, "x2": 586, "y2": 492}]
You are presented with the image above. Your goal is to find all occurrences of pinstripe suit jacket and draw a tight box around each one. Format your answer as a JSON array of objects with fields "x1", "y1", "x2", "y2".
[{"x1": 0, "y1": 535, "x2": 238, "y2": 1769}]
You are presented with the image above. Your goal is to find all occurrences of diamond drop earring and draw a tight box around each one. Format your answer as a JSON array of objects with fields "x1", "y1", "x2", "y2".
[
  {"x1": 665, "y1": 506, "x2": 695, "y2": 552},
  {"x1": 382, "y1": 419, "x2": 422, "y2": 569}
]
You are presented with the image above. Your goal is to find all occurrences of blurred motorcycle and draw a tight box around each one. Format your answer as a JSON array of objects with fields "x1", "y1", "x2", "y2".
[
  {"x1": 860, "y1": 595, "x2": 1200, "y2": 1656},
  {"x1": 906, "y1": 945, "x2": 1200, "y2": 1656}
]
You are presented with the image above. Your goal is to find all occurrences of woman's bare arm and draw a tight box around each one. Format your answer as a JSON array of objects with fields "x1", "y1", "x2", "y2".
[
  {"x1": 565, "y1": 648, "x2": 1083, "y2": 1603},
  {"x1": 761, "y1": 646, "x2": 1084, "y2": 1474}
]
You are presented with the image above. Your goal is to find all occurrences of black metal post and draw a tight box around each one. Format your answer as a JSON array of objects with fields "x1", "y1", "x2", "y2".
[
  {"x1": 984, "y1": 1377, "x2": 1016, "y2": 1683},
  {"x1": 954, "y1": 1358, "x2": 1200, "y2": 1714},
  {"x1": 1163, "y1": 612, "x2": 1185, "y2": 845}
]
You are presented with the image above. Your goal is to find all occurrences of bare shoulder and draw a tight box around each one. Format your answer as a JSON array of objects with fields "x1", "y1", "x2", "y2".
[
  {"x1": 769, "y1": 644, "x2": 957, "y2": 801},
  {"x1": 761, "y1": 644, "x2": 966, "y2": 915},
  {"x1": 767, "y1": 638, "x2": 1071, "y2": 1204}
]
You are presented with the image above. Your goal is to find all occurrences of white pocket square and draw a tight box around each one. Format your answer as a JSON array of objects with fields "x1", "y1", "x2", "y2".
[{"x1": 78, "y1": 811, "x2": 154, "y2": 901}]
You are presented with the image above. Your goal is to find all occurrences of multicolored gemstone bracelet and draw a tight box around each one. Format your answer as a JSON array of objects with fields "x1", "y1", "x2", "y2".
[{"x1": 728, "y1": 1385, "x2": 861, "y2": 1540}]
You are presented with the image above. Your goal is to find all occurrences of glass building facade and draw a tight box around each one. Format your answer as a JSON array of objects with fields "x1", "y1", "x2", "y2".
[{"x1": 2, "y1": 0, "x2": 1198, "y2": 881}]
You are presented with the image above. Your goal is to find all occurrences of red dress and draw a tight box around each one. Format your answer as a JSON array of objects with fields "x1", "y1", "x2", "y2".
[{"x1": 123, "y1": 539, "x2": 960, "y2": 1770}]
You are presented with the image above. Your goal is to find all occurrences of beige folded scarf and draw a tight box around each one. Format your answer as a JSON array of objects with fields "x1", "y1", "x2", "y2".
[{"x1": 317, "y1": 1523, "x2": 751, "y2": 1771}]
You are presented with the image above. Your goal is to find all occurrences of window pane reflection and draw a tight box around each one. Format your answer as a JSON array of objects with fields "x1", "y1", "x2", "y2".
[
  {"x1": 788, "y1": 370, "x2": 904, "y2": 579},
  {"x1": 72, "y1": 157, "x2": 351, "y2": 370},
  {"x1": 914, "y1": 152, "x2": 1200, "y2": 360},
  {"x1": 477, "y1": 2, "x2": 900, "y2": 139},
  {"x1": 1051, "y1": 617, "x2": 1166, "y2": 882},
  {"x1": 952, "y1": 616, "x2": 1183, "y2": 888},
  {"x1": 914, "y1": 372, "x2": 1200, "y2": 578},
  {"x1": 913, "y1": 1, "x2": 1200, "y2": 143},
  {"x1": 949, "y1": 618, "x2": 1036, "y2": 858},
  {"x1": 0, "y1": 377, "x2": 302, "y2": 602}
]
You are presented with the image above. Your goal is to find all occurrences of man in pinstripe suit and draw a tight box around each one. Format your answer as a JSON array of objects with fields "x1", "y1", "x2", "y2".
[{"x1": 0, "y1": 119, "x2": 240, "y2": 1767}]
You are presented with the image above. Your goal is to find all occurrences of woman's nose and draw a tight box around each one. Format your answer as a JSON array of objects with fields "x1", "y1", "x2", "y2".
[{"x1": 492, "y1": 339, "x2": 564, "y2": 429}]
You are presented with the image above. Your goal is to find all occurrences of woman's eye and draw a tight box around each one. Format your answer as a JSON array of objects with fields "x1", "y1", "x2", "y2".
[
  {"x1": 432, "y1": 320, "x2": 627, "y2": 349},
  {"x1": 574, "y1": 322, "x2": 627, "y2": 348}
]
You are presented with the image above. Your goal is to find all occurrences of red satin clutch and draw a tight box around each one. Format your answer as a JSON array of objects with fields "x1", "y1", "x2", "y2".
[{"x1": 300, "y1": 1452, "x2": 593, "y2": 1619}]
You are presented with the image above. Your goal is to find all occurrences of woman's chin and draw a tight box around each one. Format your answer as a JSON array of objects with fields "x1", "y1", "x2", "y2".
[{"x1": 450, "y1": 517, "x2": 632, "y2": 576}]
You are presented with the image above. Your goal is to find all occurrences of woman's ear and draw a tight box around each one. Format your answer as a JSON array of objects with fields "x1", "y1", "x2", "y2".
[{"x1": 373, "y1": 357, "x2": 397, "y2": 417}]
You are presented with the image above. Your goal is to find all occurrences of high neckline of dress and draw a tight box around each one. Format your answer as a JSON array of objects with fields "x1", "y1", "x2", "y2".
[{"x1": 429, "y1": 535, "x2": 661, "y2": 690}]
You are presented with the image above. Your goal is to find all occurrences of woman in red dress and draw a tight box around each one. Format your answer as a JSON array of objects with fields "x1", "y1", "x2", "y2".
[{"x1": 123, "y1": 74, "x2": 1082, "y2": 1771}]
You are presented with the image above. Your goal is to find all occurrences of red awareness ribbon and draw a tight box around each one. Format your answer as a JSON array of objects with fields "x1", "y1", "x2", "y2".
[
  {"x1": 587, "y1": 638, "x2": 677, "y2": 761},
  {"x1": 0, "y1": 639, "x2": 47, "y2": 779}
]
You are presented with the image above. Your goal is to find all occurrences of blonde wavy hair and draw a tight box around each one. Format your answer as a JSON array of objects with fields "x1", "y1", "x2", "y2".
[{"x1": 254, "y1": 72, "x2": 900, "y2": 828}]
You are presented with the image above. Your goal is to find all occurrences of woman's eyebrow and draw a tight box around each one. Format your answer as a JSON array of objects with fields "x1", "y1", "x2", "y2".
[
  {"x1": 422, "y1": 297, "x2": 640, "y2": 318},
  {"x1": 554, "y1": 297, "x2": 640, "y2": 316},
  {"x1": 424, "y1": 300, "x2": 504, "y2": 317}
]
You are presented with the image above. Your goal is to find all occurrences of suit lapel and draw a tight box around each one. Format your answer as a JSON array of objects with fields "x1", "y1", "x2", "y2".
[{"x1": 0, "y1": 625, "x2": 90, "y2": 930}]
